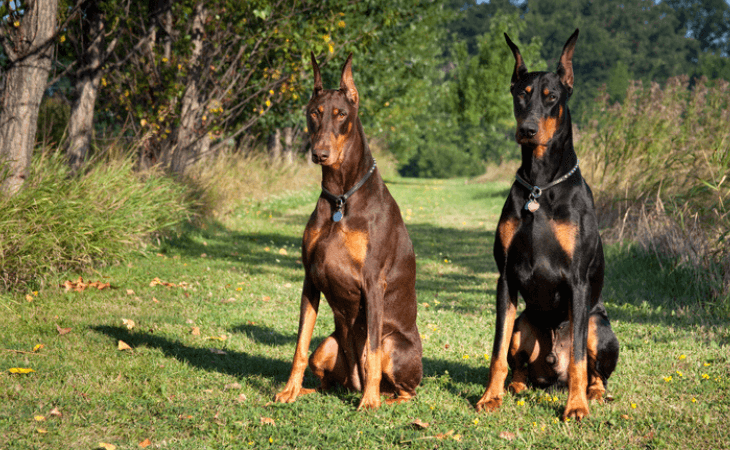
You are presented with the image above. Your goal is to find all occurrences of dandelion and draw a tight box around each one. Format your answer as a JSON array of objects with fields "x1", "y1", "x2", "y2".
[
  {"x1": 463, "y1": 355, "x2": 469, "y2": 360},
  {"x1": 702, "y1": 373, "x2": 710, "y2": 380},
  {"x1": 704, "y1": 362, "x2": 711, "y2": 367},
  {"x1": 517, "y1": 400, "x2": 525, "y2": 406},
  {"x1": 663, "y1": 375, "x2": 672, "y2": 382},
  {"x1": 631, "y1": 402, "x2": 637, "y2": 409},
  {"x1": 676, "y1": 370, "x2": 684, "y2": 377},
  {"x1": 691, "y1": 397, "x2": 697, "y2": 403},
  {"x1": 473, "y1": 418, "x2": 479, "y2": 425},
  {"x1": 678, "y1": 354, "x2": 686, "y2": 360}
]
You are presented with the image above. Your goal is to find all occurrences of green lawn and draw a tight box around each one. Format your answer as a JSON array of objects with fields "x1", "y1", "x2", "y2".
[{"x1": 2, "y1": 177, "x2": 729, "y2": 449}]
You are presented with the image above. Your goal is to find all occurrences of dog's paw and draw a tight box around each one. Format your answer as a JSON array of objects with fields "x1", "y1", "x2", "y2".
[
  {"x1": 587, "y1": 387, "x2": 605, "y2": 402},
  {"x1": 475, "y1": 396, "x2": 503, "y2": 412},
  {"x1": 508, "y1": 382, "x2": 527, "y2": 395},
  {"x1": 357, "y1": 393, "x2": 382, "y2": 410},
  {"x1": 274, "y1": 385, "x2": 302, "y2": 404},
  {"x1": 563, "y1": 401, "x2": 590, "y2": 421}
]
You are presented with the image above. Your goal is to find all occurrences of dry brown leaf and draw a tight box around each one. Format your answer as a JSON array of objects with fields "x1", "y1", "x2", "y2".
[
  {"x1": 138, "y1": 438, "x2": 152, "y2": 448},
  {"x1": 499, "y1": 431, "x2": 516, "y2": 441},
  {"x1": 191, "y1": 327, "x2": 201, "y2": 336},
  {"x1": 26, "y1": 294, "x2": 34, "y2": 302},
  {"x1": 209, "y1": 348, "x2": 227, "y2": 355},
  {"x1": 410, "y1": 418, "x2": 429, "y2": 430},
  {"x1": 260, "y1": 417, "x2": 276, "y2": 426},
  {"x1": 56, "y1": 324, "x2": 72, "y2": 336},
  {"x1": 97, "y1": 443, "x2": 116, "y2": 450},
  {"x1": 49, "y1": 407, "x2": 62, "y2": 417},
  {"x1": 117, "y1": 340, "x2": 132, "y2": 351},
  {"x1": 237, "y1": 393, "x2": 247, "y2": 403},
  {"x1": 435, "y1": 430, "x2": 455, "y2": 440},
  {"x1": 126, "y1": 289, "x2": 136, "y2": 296},
  {"x1": 224, "y1": 382, "x2": 242, "y2": 390},
  {"x1": 122, "y1": 319, "x2": 136, "y2": 330}
]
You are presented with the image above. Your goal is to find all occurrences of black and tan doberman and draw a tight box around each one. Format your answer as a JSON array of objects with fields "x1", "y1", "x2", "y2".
[
  {"x1": 275, "y1": 53, "x2": 422, "y2": 410},
  {"x1": 476, "y1": 29, "x2": 619, "y2": 421}
]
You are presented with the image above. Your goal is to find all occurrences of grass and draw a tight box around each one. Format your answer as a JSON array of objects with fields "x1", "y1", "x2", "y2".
[{"x1": 2, "y1": 175, "x2": 729, "y2": 449}]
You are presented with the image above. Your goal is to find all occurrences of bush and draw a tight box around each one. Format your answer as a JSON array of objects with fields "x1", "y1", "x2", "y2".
[
  {"x1": 0, "y1": 151, "x2": 192, "y2": 290},
  {"x1": 577, "y1": 76, "x2": 730, "y2": 301}
]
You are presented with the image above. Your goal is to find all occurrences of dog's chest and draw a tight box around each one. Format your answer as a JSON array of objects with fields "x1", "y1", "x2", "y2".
[{"x1": 303, "y1": 220, "x2": 370, "y2": 294}]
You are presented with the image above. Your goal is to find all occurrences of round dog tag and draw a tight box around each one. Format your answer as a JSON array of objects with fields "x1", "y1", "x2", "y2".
[
  {"x1": 332, "y1": 211, "x2": 343, "y2": 222},
  {"x1": 525, "y1": 200, "x2": 540, "y2": 213}
]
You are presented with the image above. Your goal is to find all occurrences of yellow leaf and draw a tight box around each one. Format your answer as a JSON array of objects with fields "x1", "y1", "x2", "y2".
[
  {"x1": 37, "y1": 428, "x2": 48, "y2": 434},
  {"x1": 9, "y1": 367, "x2": 35, "y2": 374},
  {"x1": 34, "y1": 415, "x2": 46, "y2": 422},
  {"x1": 33, "y1": 344, "x2": 44, "y2": 352},
  {"x1": 98, "y1": 443, "x2": 117, "y2": 450},
  {"x1": 278, "y1": 248, "x2": 288, "y2": 256},
  {"x1": 122, "y1": 319, "x2": 136, "y2": 330},
  {"x1": 191, "y1": 327, "x2": 201, "y2": 336},
  {"x1": 117, "y1": 340, "x2": 133, "y2": 351},
  {"x1": 207, "y1": 335, "x2": 226, "y2": 341}
]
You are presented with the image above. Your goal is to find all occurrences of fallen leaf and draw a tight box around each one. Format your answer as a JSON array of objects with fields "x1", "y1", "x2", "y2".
[
  {"x1": 9, "y1": 367, "x2": 35, "y2": 374},
  {"x1": 191, "y1": 327, "x2": 201, "y2": 336},
  {"x1": 262, "y1": 296, "x2": 271, "y2": 302},
  {"x1": 410, "y1": 418, "x2": 429, "y2": 429},
  {"x1": 49, "y1": 407, "x2": 62, "y2": 417},
  {"x1": 122, "y1": 319, "x2": 136, "y2": 330},
  {"x1": 33, "y1": 344, "x2": 44, "y2": 352},
  {"x1": 138, "y1": 438, "x2": 152, "y2": 448},
  {"x1": 224, "y1": 382, "x2": 242, "y2": 391},
  {"x1": 152, "y1": 297, "x2": 159, "y2": 303},
  {"x1": 207, "y1": 335, "x2": 227, "y2": 341},
  {"x1": 435, "y1": 430, "x2": 455, "y2": 440},
  {"x1": 26, "y1": 294, "x2": 34, "y2": 302},
  {"x1": 117, "y1": 340, "x2": 132, "y2": 351},
  {"x1": 278, "y1": 248, "x2": 288, "y2": 256},
  {"x1": 260, "y1": 417, "x2": 276, "y2": 426},
  {"x1": 237, "y1": 393, "x2": 247, "y2": 403},
  {"x1": 56, "y1": 324, "x2": 72, "y2": 335},
  {"x1": 37, "y1": 428, "x2": 48, "y2": 434},
  {"x1": 126, "y1": 289, "x2": 136, "y2": 296},
  {"x1": 499, "y1": 431, "x2": 516, "y2": 441},
  {"x1": 209, "y1": 348, "x2": 227, "y2": 355},
  {"x1": 98, "y1": 443, "x2": 116, "y2": 450},
  {"x1": 34, "y1": 415, "x2": 46, "y2": 421}
]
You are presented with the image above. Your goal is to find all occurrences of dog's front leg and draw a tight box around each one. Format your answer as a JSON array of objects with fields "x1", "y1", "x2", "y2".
[
  {"x1": 476, "y1": 276, "x2": 517, "y2": 412},
  {"x1": 563, "y1": 283, "x2": 590, "y2": 420},
  {"x1": 275, "y1": 278, "x2": 321, "y2": 403},
  {"x1": 358, "y1": 279, "x2": 384, "y2": 410}
]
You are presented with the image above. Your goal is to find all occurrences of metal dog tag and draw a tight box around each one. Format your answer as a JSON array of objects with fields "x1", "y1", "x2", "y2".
[
  {"x1": 332, "y1": 211, "x2": 343, "y2": 222},
  {"x1": 525, "y1": 200, "x2": 540, "y2": 213}
]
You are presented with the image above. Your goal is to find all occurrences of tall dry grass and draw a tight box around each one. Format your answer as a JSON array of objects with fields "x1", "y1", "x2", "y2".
[{"x1": 577, "y1": 76, "x2": 730, "y2": 301}]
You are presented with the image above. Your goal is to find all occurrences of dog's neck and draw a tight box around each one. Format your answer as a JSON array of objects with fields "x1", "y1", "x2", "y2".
[
  {"x1": 518, "y1": 107, "x2": 579, "y2": 187},
  {"x1": 320, "y1": 119, "x2": 376, "y2": 197}
]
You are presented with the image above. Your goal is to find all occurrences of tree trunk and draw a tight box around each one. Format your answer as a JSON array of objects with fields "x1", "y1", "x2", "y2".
[
  {"x1": 168, "y1": 1, "x2": 205, "y2": 174},
  {"x1": 0, "y1": 0, "x2": 58, "y2": 195},
  {"x1": 268, "y1": 128, "x2": 282, "y2": 161},
  {"x1": 66, "y1": 0, "x2": 105, "y2": 174},
  {"x1": 282, "y1": 126, "x2": 294, "y2": 164}
]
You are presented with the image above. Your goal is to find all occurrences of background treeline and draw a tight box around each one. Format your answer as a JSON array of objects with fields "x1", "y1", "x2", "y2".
[{"x1": 0, "y1": 0, "x2": 728, "y2": 295}]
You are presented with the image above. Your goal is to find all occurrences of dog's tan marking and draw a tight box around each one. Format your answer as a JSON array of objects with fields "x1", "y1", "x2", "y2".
[
  {"x1": 498, "y1": 217, "x2": 520, "y2": 254},
  {"x1": 550, "y1": 220, "x2": 579, "y2": 259},
  {"x1": 339, "y1": 228, "x2": 368, "y2": 267}
]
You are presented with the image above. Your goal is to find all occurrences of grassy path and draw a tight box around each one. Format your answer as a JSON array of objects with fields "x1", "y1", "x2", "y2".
[{"x1": 2, "y1": 177, "x2": 729, "y2": 449}]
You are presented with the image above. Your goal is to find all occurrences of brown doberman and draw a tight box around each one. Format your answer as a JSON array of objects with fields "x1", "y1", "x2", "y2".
[
  {"x1": 475, "y1": 29, "x2": 619, "y2": 421},
  {"x1": 274, "y1": 53, "x2": 422, "y2": 410}
]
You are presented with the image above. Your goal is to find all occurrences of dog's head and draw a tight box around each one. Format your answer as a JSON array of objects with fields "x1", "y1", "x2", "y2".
[
  {"x1": 504, "y1": 30, "x2": 579, "y2": 158},
  {"x1": 307, "y1": 53, "x2": 360, "y2": 168}
]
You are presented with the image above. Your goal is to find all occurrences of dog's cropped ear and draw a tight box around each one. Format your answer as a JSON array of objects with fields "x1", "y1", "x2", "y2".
[
  {"x1": 505, "y1": 33, "x2": 528, "y2": 91},
  {"x1": 339, "y1": 53, "x2": 359, "y2": 106},
  {"x1": 311, "y1": 51, "x2": 323, "y2": 98},
  {"x1": 557, "y1": 29, "x2": 579, "y2": 95}
]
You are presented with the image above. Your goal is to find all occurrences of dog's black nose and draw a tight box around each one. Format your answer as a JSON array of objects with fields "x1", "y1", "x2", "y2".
[
  {"x1": 519, "y1": 123, "x2": 538, "y2": 139},
  {"x1": 312, "y1": 151, "x2": 329, "y2": 164}
]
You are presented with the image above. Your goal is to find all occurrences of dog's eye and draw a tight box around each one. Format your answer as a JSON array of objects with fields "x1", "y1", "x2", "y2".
[
  {"x1": 548, "y1": 94, "x2": 557, "y2": 102},
  {"x1": 338, "y1": 111, "x2": 347, "y2": 118}
]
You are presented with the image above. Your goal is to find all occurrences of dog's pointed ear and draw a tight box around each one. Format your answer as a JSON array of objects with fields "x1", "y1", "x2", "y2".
[
  {"x1": 557, "y1": 29, "x2": 579, "y2": 94},
  {"x1": 505, "y1": 33, "x2": 528, "y2": 91},
  {"x1": 311, "y1": 51, "x2": 323, "y2": 98},
  {"x1": 339, "y1": 53, "x2": 359, "y2": 106}
]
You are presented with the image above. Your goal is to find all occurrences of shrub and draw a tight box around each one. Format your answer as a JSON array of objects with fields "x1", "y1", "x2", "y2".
[{"x1": 577, "y1": 76, "x2": 730, "y2": 301}]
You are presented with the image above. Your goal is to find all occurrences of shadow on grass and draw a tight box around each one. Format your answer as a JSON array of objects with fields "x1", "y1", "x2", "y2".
[
  {"x1": 92, "y1": 325, "x2": 292, "y2": 394},
  {"x1": 230, "y1": 323, "x2": 298, "y2": 347}
]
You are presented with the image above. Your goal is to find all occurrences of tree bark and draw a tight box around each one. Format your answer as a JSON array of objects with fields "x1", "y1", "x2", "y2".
[
  {"x1": 282, "y1": 126, "x2": 294, "y2": 164},
  {"x1": 169, "y1": 1, "x2": 205, "y2": 174},
  {"x1": 0, "y1": 0, "x2": 58, "y2": 195},
  {"x1": 268, "y1": 128, "x2": 282, "y2": 161},
  {"x1": 66, "y1": 0, "x2": 105, "y2": 174}
]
